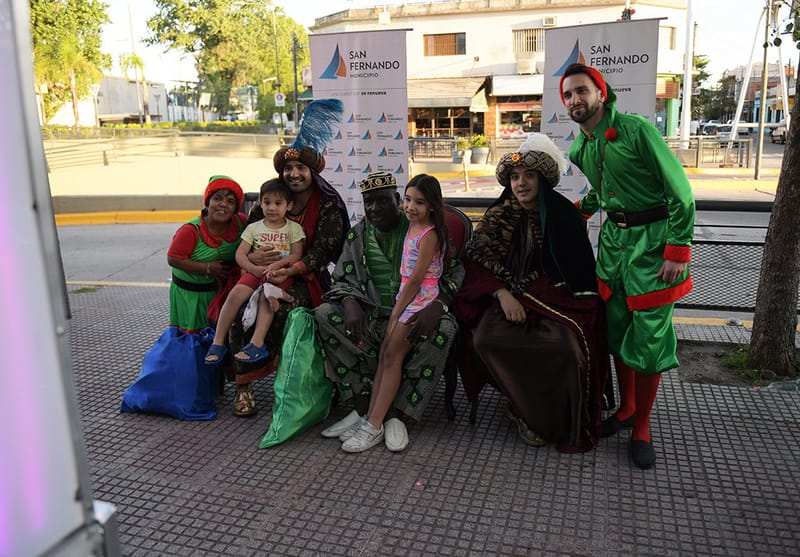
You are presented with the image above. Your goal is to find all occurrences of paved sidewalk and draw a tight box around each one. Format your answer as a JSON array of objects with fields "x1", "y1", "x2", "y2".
[{"x1": 70, "y1": 285, "x2": 800, "y2": 556}]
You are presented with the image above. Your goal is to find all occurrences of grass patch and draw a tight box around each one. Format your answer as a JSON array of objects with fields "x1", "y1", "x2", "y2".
[
  {"x1": 719, "y1": 345, "x2": 800, "y2": 384},
  {"x1": 71, "y1": 286, "x2": 100, "y2": 294}
]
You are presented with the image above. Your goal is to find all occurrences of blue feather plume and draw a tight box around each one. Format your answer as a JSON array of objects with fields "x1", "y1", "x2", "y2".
[{"x1": 292, "y1": 99, "x2": 344, "y2": 153}]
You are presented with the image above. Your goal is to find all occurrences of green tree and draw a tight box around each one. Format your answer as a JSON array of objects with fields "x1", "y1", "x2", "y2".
[
  {"x1": 691, "y1": 55, "x2": 712, "y2": 120},
  {"x1": 30, "y1": 0, "x2": 111, "y2": 124},
  {"x1": 146, "y1": 0, "x2": 309, "y2": 116}
]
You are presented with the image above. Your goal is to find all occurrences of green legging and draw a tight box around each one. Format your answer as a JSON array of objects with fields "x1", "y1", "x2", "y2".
[{"x1": 605, "y1": 281, "x2": 678, "y2": 374}]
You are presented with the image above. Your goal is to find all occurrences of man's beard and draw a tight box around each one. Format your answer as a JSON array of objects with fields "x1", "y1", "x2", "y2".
[{"x1": 568, "y1": 100, "x2": 601, "y2": 124}]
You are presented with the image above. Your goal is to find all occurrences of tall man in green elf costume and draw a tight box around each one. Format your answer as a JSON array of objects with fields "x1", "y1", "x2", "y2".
[{"x1": 561, "y1": 63, "x2": 695, "y2": 469}]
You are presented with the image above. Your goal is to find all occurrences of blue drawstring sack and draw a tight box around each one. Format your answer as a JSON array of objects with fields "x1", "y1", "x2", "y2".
[{"x1": 121, "y1": 327, "x2": 219, "y2": 421}]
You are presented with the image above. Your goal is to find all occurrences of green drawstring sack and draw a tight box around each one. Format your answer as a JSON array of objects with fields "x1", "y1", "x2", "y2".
[{"x1": 259, "y1": 308, "x2": 333, "y2": 448}]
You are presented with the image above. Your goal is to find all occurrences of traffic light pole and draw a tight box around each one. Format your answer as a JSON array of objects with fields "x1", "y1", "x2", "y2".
[
  {"x1": 755, "y1": 0, "x2": 772, "y2": 180},
  {"x1": 293, "y1": 33, "x2": 300, "y2": 128}
]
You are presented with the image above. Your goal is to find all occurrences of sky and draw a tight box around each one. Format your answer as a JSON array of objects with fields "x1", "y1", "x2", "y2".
[{"x1": 102, "y1": 0, "x2": 796, "y2": 85}]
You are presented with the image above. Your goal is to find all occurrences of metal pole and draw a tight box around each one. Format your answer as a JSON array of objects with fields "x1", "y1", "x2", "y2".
[
  {"x1": 679, "y1": 0, "x2": 694, "y2": 146},
  {"x1": 127, "y1": 2, "x2": 143, "y2": 125},
  {"x1": 771, "y1": 1, "x2": 789, "y2": 129},
  {"x1": 755, "y1": 0, "x2": 771, "y2": 180},
  {"x1": 293, "y1": 33, "x2": 300, "y2": 128},
  {"x1": 730, "y1": 6, "x2": 766, "y2": 149},
  {"x1": 272, "y1": 8, "x2": 280, "y2": 86}
]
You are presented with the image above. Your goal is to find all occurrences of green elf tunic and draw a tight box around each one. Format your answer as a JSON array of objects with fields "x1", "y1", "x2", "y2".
[
  {"x1": 169, "y1": 215, "x2": 244, "y2": 331},
  {"x1": 569, "y1": 86, "x2": 695, "y2": 374}
]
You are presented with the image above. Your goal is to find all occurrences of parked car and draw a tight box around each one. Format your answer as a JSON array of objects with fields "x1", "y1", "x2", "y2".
[
  {"x1": 700, "y1": 123, "x2": 720, "y2": 136},
  {"x1": 770, "y1": 121, "x2": 787, "y2": 144}
]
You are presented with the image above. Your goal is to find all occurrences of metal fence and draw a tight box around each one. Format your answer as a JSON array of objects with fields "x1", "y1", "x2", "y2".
[
  {"x1": 664, "y1": 136, "x2": 752, "y2": 168},
  {"x1": 408, "y1": 135, "x2": 753, "y2": 169},
  {"x1": 446, "y1": 197, "x2": 792, "y2": 313}
]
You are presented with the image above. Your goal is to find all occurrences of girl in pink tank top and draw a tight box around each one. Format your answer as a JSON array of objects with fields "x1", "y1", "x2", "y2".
[{"x1": 343, "y1": 174, "x2": 449, "y2": 453}]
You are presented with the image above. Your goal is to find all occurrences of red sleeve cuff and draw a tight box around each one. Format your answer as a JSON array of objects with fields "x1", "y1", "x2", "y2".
[
  {"x1": 292, "y1": 260, "x2": 308, "y2": 275},
  {"x1": 663, "y1": 244, "x2": 691, "y2": 263},
  {"x1": 573, "y1": 199, "x2": 592, "y2": 221}
]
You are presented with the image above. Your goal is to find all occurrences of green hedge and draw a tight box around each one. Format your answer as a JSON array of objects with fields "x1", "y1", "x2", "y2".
[
  {"x1": 107, "y1": 121, "x2": 269, "y2": 134},
  {"x1": 42, "y1": 120, "x2": 271, "y2": 139}
]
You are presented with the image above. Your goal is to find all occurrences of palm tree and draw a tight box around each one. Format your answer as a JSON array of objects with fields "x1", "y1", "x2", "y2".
[
  {"x1": 120, "y1": 53, "x2": 150, "y2": 124},
  {"x1": 34, "y1": 35, "x2": 101, "y2": 127}
]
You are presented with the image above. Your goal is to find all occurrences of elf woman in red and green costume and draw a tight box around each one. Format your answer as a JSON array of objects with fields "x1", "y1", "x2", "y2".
[{"x1": 561, "y1": 63, "x2": 695, "y2": 469}]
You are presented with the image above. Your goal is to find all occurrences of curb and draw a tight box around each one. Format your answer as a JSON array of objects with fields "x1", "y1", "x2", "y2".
[{"x1": 56, "y1": 210, "x2": 198, "y2": 226}]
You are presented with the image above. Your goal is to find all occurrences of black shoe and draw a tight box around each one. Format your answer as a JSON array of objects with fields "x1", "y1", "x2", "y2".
[
  {"x1": 629, "y1": 439, "x2": 656, "y2": 470},
  {"x1": 600, "y1": 414, "x2": 634, "y2": 438}
]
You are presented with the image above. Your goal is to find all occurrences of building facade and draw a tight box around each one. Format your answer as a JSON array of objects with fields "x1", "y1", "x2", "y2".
[{"x1": 311, "y1": 0, "x2": 688, "y2": 138}]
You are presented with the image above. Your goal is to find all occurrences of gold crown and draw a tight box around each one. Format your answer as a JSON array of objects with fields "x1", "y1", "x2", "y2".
[{"x1": 359, "y1": 171, "x2": 397, "y2": 193}]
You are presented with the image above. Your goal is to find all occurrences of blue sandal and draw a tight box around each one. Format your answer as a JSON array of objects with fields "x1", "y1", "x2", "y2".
[
  {"x1": 234, "y1": 342, "x2": 269, "y2": 364},
  {"x1": 204, "y1": 344, "x2": 228, "y2": 366}
]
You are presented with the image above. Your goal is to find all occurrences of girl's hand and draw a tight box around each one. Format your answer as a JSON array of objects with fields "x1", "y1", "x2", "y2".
[{"x1": 497, "y1": 290, "x2": 526, "y2": 324}]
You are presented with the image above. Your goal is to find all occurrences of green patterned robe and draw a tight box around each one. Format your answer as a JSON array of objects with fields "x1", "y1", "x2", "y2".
[{"x1": 314, "y1": 215, "x2": 463, "y2": 421}]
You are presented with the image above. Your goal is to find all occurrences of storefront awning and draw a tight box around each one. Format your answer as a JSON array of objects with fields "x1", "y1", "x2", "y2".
[
  {"x1": 491, "y1": 74, "x2": 544, "y2": 96},
  {"x1": 407, "y1": 77, "x2": 487, "y2": 108}
]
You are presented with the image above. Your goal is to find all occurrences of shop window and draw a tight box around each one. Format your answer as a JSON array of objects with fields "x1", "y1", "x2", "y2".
[
  {"x1": 499, "y1": 110, "x2": 541, "y2": 138},
  {"x1": 659, "y1": 26, "x2": 676, "y2": 50},
  {"x1": 513, "y1": 28, "x2": 545, "y2": 55},
  {"x1": 424, "y1": 33, "x2": 466, "y2": 56}
]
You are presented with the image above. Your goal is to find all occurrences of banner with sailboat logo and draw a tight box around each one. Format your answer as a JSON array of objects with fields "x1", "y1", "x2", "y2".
[
  {"x1": 310, "y1": 30, "x2": 409, "y2": 223},
  {"x1": 542, "y1": 19, "x2": 659, "y2": 250}
]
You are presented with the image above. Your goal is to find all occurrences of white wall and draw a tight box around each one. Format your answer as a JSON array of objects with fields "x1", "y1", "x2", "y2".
[
  {"x1": 313, "y1": 2, "x2": 687, "y2": 79},
  {"x1": 45, "y1": 76, "x2": 170, "y2": 126}
]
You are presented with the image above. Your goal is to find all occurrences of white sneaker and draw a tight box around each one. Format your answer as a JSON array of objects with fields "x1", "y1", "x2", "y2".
[
  {"x1": 338, "y1": 417, "x2": 367, "y2": 441},
  {"x1": 384, "y1": 418, "x2": 409, "y2": 452},
  {"x1": 321, "y1": 410, "x2": 362, "y2": 439},
  {"x1": 341, "y1": 421, "x2": 384, "y2": 453}
]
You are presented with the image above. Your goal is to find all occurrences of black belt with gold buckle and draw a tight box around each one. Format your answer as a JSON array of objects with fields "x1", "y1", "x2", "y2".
[{"x1": 606, "y1": 206, "x2": 669, "y2": 228}]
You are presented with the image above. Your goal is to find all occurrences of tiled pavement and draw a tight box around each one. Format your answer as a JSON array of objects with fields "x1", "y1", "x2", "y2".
[{"x1": 68, "y1": 286, "x2": 800, "y2": 556}]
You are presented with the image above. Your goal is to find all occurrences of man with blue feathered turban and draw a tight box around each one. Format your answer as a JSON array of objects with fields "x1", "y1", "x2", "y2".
[{"x1": 228, "y1": 99, "x2": 351, "y2": 417}]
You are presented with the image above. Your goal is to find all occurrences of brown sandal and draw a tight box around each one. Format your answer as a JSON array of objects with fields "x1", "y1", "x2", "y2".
[{"x1": 233, "y1": 384, "x2": 257, "y2": 417}]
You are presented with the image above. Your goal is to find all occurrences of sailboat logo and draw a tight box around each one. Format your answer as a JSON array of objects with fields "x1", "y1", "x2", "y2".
[
  {"x1": 348, "y1": 146, "x2": 356, "y2": 156},
  {"x1": 378, "y1": 147, "x2": 387, "y2": 157},
  {"x1": 334, "y1": 163, "x2": 343, "y2": 173},
  {"x1": 553, "y1": 40, "x2": 586, "y2": 76},
  {"x1": 378, "y1": 113, "x2": 388, "y2": 123},
  {"x1": 565, "y1": 130, "x2": 576, "y2": 141},
  {"x1": 363, "y1": 163, "x2": 372, "y2": 173},
  {"x1": 548, "y1": 113, "x2": 559, "y2": 124},
  {"x1": 361, "y1": 130, "x2": 372, "y2": 140},
  {"x1": 394, "y1": 130, "x2": 404, "y2": 140},
  {"x1": 320, "y1": 44, "x2": 348, "y2": 79}
]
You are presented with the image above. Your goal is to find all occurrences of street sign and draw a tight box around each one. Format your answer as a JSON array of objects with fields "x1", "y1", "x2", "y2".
[
  {"x1": 272, "y1": 112, "x2": 282, "y2": 125},
  {"x1": 274, "y1": 92, "x2": 286, "y2": 107}
]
